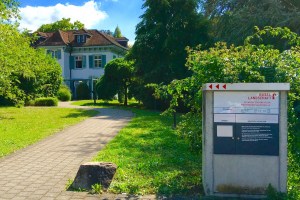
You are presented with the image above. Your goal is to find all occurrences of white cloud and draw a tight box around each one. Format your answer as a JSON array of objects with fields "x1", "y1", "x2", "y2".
[{"x1": 19, "y1": 1, "x2": 108, "y2": 31}]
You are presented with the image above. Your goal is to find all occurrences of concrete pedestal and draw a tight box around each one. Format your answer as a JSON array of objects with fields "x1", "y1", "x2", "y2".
[{"x1": 202, "y1": 83, "x2": 289, "y2": 198}]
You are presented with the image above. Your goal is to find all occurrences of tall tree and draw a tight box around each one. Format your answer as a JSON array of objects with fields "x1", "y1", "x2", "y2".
[
  {"x1": 37, "y1": 18, "x2": 84, "y2": 32},
  {"x1": 200, "y1": 0, "x2": 300, "y2": 45},
  {"x1": 131, "y1": 0, "x2": 210, "y2": 108},
  {"x1": 113, "y1": 25, "x2": 122, "y2": 37}
]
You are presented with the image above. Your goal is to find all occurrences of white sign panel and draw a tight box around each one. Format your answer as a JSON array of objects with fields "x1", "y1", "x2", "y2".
[
  {"x1": 214, "y1": 114, "x2": 235, "y2": 123},
  {"x1": 236, "y1": 114, "x2": 278, "y2": 124},
  {"x1": 214, "y1": 114, "x2": 278, "y2": 123},
  {"x1": 217, "y1": 125, "x2": 233, "y2": 137},
  {"x1": 214, "y1": 92, "x2": 279, "y2": 114}
]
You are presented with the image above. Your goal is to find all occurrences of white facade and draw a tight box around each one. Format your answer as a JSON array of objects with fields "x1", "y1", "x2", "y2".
[
  {"x1": 43, "y1": 46, "x2": 124, "y2": 81},
  {"x1": 42, "y1": 45, "x2": 126, "y2": 99}
]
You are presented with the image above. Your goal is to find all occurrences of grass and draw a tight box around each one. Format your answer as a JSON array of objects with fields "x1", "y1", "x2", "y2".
[
  {"x1": 0, "y1": 107, "x2": 98, "y2": 158},
  {"x1": 73, "y1": 100, "x2": 202, "y2": 197},
  {"x1": 73, "y1": 100, "x2": 300, "y2": 200},
  {"x1": 71, "y1": 99, "x2": 141, "y2": 108}
]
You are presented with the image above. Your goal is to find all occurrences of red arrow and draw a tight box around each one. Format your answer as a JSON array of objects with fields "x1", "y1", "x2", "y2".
[
  {"x1": 216, "y1": 84, "x2": 220, "y2": 89},
  {"x1": 223, "y1": 84, "x2": 227, "y2": 89},
  {"x1": 209, "y1": 84, "x2": 213, "y2": 89}
]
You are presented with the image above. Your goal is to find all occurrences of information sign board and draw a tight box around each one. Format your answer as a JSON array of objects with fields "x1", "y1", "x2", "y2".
[{"x1": 213, "y1": 91, "x2": 279, "y2": 155}]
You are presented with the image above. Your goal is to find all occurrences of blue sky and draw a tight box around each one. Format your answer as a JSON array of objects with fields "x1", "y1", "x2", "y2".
[{"x1": 18, "y1": 0, "x2": 144, "y2": 44}]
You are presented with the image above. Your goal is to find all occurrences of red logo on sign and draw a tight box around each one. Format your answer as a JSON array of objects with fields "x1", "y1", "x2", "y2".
[{"x1": 216, "y1": 84, "x2": 220, "y2": 89}]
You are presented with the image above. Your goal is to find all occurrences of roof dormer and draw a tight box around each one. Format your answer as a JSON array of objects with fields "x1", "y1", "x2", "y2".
[
  {"x1": 76, "y1": 34, "x2": 86, "y2": 43},
  {"x1": 73, "y1": 30, "x2": 92, "y2": 44}
]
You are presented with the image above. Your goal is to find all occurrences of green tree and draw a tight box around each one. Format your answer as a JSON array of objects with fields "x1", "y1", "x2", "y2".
[
  {"x1": 131, "y1": 0, "x2": 210, "y2": 108},
  {"x1": 200, "y1": 0, "x2": 300, "y2": 45},
  {"x1": 0, "y1": 0, "x2": 19, "y2": 22},
  {"x1": 155, "y1": 27, "x2": 300, "y2": 160},
  {"x1": 96, "y1": 58, "x2": 134, "y2": 106},
  {"x1": 37, "y1": 18, "x2": 84, "y2": 32},
  {"x1": 0, "y1": 24, "x2": 62, "y2": 106},
  {"x1": 113, "y1": 25, "x2": 122, "y2": 37}
]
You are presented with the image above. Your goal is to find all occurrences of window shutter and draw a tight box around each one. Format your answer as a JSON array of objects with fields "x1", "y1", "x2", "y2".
[
  {"x1": 113, "y1": 55, "x2": 116, "y2": 59},
  {"x1": 101, "y1": 55, "x2": 106, "y2": 68},
  {"x1": 55, "y1": 50, "x2": 62, "y2": 59},
  {"x1": 82, "y1": 56, "x2": 87, "y2": 68},
  {"x1": 89, "y1": 55, "x2": 94, "y2": 68},
  {"x1": 69, "y1": 56, "x2": 75, "y2": 69}
]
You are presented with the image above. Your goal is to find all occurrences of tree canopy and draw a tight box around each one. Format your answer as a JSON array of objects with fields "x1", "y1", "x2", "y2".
[
  {"x1": 37, "y1": 18, "x2": 84, "y2": 32},
  {"x1": 0, "y1": 24, "x2": 62, "y2": 106},
  {"x1": 155, "y1": 26, "x2": 300, "y2": 145},
  {"x1": 200, "y1": 0, "x2": 300, "y2": 45},
  {"x1": 113, "y1": 25, "x2": 122, "y2": 37},
  {"x1": 0, "y1": 0, "x2": 19, "y2": 22},
  {"x1": 131, "y1": 0, "x2": 210, "y2": 108},
  {"x1": 96, "y1": 58, "x2": 134, "y2": 106}
]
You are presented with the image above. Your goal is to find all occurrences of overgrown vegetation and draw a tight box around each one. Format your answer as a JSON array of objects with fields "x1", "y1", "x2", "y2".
[
  {"x1": 154, "y1": 27, "x2": 300, "y2": 198},
  {"x1": 0, "y1": 107, "x2": 98, "y2": 158},
  {"x1": 0, "y1": 23, "x2": 62, "y2": 106},
  {"x1": 0, "y1": 0, "x2": 62, "y2": 107}
]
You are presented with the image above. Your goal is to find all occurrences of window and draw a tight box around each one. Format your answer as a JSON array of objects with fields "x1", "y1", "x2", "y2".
[
  {"x1": 76, "y1": 35, "x2": 86, "y2": 43},
  {"x1": 89, "y1": 55, "x2": 106, "y2": 68},
  {"x1": 46, "y1": 49, "x2": 61, "y2": 59},
  {"x1": 75, "y1": 56, "x2": 83, "y2": 69},
  {"x1": 94, "y1": 55, "x2": 102, "y2": 68}
]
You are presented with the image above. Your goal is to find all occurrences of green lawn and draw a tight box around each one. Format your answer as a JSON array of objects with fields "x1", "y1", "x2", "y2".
[
  {"x1": 74, "y1": 100, "x2": 202, "y2": 197},
  {"x1": 71, "y1": 99, "x2": 141, "y2": 108},
  {"x1": 0, "y1": 107, "x2": 98, "y2": 158}
]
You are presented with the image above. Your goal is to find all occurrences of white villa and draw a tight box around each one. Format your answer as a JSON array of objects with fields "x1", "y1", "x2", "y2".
[{"x1": 35, "y1": 29, "x2": 128, "y2": 99}]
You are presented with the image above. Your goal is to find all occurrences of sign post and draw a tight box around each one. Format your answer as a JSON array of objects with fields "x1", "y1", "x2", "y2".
[{"x1": 202, "y1": 83, "x2": 289, "y2": 198}]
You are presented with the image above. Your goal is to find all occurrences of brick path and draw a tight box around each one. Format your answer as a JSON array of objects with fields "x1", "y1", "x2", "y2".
[{"x1": 0, "y1": 102, "x2": 156, "y2": 199}]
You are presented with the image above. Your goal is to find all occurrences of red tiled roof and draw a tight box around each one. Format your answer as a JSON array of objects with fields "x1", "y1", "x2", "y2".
[{"x1": 36, "y1": 29, "x2": 128, "y2": 50}]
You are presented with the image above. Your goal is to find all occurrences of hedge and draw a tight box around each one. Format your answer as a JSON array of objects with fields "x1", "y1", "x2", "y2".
[{"x1": 34, "y1": 97, "x2": 58, "y2": 107}]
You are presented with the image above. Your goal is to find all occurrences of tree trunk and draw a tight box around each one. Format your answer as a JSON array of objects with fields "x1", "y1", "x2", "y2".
[{"x1": 124, "y1": 84, "x2": 128, "y2": 106}]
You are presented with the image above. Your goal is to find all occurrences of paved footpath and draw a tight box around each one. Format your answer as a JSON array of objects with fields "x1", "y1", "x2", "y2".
[{"x1": 0, "y1": 102, "x2": 155, "y2": 200}]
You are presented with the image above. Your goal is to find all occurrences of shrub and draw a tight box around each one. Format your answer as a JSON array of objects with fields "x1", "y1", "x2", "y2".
[
  {"x1": 57, "y1": 85, "x2": 71, "y2": 101},
  {"x1": 177, "y1": 113, "x2": 202, "y2": 153},
  {"x1": 76, "y1": 82, "x2": 90, "y2": 100},
  {"x1": 34, "y1": 97, "x2": 58, "y2": 107},
  {"x1": 25, "y1": 99, "x2": 35, "y2": 106},
  {"x1": 0, "y1": 24, "x2": 62, "y2": 107}
]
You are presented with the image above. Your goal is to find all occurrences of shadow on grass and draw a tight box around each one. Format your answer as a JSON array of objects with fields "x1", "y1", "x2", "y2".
[
  {"x1": 62, "y1": 109, "x2": 99, "y2": 119},
  {"x1": 93, "y1": 109, "x2": 203, "y2": 197},
  {"x1": 73, "y1": 100, "x2": 144, "y2": 110}
]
